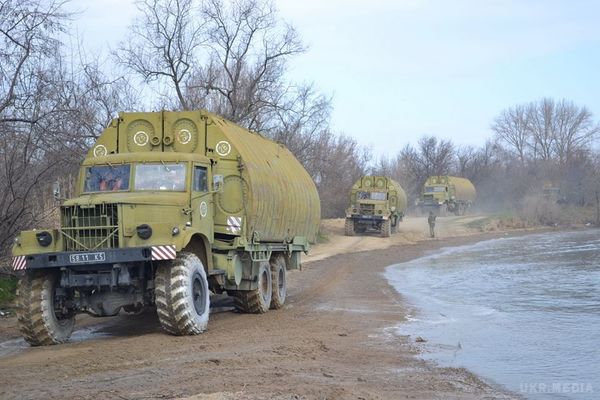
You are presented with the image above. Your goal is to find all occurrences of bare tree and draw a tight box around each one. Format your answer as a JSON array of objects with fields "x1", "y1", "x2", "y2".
[
  {"x1": 115, "y1": 0, "x2": 204, "y2": 110},
  {"x1": 0, "y1": 0, "x2": 67, "y2": 120},
  {"x1": 0, "y1": 0, "x2": 136, "y2": 265},
  {"x1": 491, "y1": 104, "x2": 531, "y2": 164},
  {"x1": 269, "y1": 84, "x2": 332, "y2": 162},
  {"x1": 552, "y1": 99, "x2": 599, "y2": 166},
  {"x1": 529, "y1": 98, "x2": 556, "y2": 162},
  {"x1": 185, "y1": 0, "x2": 305, "y2": 130}
]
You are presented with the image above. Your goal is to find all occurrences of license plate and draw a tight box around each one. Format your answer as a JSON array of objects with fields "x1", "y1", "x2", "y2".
[{"x1": 69, "y1": 252, "x2": 106, "y2": 264}]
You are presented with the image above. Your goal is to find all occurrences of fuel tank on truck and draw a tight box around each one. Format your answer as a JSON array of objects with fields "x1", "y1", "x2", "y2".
[
  {"x1": 87, "y1": 110, "x2": 321, "y2": 244},
  {"x1": 425, "y1": 176, "x2": 477, "y2": 202}
]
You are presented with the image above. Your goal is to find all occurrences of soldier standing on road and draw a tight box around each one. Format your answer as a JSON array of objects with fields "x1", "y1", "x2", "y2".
[{"x1": 428, "y1": 211, "x2": 436, "y2": 238}]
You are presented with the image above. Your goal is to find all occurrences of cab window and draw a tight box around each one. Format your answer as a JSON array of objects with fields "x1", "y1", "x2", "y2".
[
  {"x1": 193, "y1": 166, "x2": 208, "y2": 192},
  {"x1": 134, "y1": 163, "x2": 186, "y2": 191},
  {"x1": 84, "y1": 165, "x2": 131, "y2": 193}
]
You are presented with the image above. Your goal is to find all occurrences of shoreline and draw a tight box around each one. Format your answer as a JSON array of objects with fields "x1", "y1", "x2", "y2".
[{"x1": 0, "y1": 226, "x2": 562, "y2": 399}]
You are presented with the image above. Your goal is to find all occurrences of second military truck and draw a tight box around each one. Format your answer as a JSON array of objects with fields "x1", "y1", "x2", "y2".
[
  {"x1": 345, "y1": 176, "x2": 407, "y2": 237},
  {"x1": 12, "y1": 110, "x2": 320, "y2": 345},
  {"x1": 418, "y1": 175, "x2": 476, "y2": 216}
]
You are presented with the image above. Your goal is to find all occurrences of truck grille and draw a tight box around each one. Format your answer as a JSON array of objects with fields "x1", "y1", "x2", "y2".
[
  {"x1": 60, "y1": 204, "x2": 119, "y2": 251},
  {"x1": 359, "y1": 204, "x2": 374, "y2": 215}
]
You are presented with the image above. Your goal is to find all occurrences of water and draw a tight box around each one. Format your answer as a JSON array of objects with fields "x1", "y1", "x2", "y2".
[{"x1": 385, "y1": 230, "x2": 600, "y2": 399}]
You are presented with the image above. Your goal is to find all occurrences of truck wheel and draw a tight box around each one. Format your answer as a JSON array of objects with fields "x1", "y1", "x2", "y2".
[
  {"x1": 381, "y1": 219, "x2": 391, "y2": 237},
  {"x1": 232, "y1": 261, "x2": 272, "y2": 314},
  {"x1": 269, "y1": 254, "x2": 287, "y2": 310},
  {"x1": 17, "y1": 271, "x2": 75, "y2": 346},
  {"x1": 344, "y1": 218, "x2": 355, "y2": 236},
  {"x1": 155, "y1": 252, "x2": 210, "y2": 336}
]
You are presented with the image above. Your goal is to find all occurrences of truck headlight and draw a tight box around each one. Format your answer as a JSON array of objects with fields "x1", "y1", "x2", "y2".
[
  {"x1": 172, "y1": 227, "x2": 180, "y2": 236},
  {"x1": 36, "y1": 231, "x2": 53, "y2": 247},
  {"x1": 391, "y1": 206, "x2": 396, "y2": 212},
  {"x1": 136, "y1": 224, "x2": 153, "y2": 240}
]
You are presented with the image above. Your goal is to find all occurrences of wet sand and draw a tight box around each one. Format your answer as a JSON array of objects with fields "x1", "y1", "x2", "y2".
[{"x1": 0, "y1": 216, "x2": 525, "y2": 399}]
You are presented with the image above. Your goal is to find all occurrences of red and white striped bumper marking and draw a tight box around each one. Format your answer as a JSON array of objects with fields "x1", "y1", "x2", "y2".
[
  {"x1": 12, "y1": 256, "x2": 27, "y2": 271},
  {"x1": 151, "y1": 245, "x2": 176, "y2": 261}
]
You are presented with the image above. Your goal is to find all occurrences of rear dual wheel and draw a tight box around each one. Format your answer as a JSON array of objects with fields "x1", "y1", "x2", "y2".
[
  {"x1": 232, "y1": 253, "x2": 288, "y2": 313},
  {"x1": 232, "y1": 261, "x2": 272, "y2": 314}
]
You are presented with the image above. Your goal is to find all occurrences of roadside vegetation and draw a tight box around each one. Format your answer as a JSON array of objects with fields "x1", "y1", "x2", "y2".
[{"x1": 1, "y1": 0, "x2": 599, "y2": 279}]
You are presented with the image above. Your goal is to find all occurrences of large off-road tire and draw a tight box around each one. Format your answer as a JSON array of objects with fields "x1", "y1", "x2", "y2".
[
  {"x1": 381, "y1": 219, "x2": 391, "y2": 237},
  {"x1": 269, "y1": 254, "x2": 287, "y2": 310},
  {"x1": 231, "y1": 261, "x2": 272, "y2": 314},
  {"x1": 16, "y1": 270, "x2": 75, "y2": 346},
  {"x1": 344, "y1": 218, "x2": 355, "y2": 236},
  {"x1": 155, "y1": 252, "x2": 210, "y2": 336}
]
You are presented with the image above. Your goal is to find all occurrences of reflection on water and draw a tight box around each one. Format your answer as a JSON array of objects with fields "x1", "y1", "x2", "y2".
[{"x1": 386, "y1": 229, "x2": 600, "y2": 400}]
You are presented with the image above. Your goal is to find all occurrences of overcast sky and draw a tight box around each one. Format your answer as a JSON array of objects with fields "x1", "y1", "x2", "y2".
[{"x1": 68, "y1": 0, "x2": 600, "y2": 158}]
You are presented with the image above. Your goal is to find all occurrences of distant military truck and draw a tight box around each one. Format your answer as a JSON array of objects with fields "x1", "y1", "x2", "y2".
[
  {"x1": 418, "y1": 175, "x2": 476, "y2": 216},
  {"x1": 542, "y1": 182, "x2": 560, "y2": 203},
  {"x1": 345, "y1": 176, "x2": 407, "y2": 237},
  {"x1": 12, "y1": 110, "x2": 320, "y2": 346}
]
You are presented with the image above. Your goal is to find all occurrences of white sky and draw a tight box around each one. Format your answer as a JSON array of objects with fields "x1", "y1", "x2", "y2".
[{"x1": 67, "y1": 0, "x2": 600, "y2": 158}]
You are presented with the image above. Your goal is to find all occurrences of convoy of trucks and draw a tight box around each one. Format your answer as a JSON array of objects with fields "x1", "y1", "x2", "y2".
[
  {"x1": 344, "y1": 176, "x2": 407, "y2": 237},
  {"x1": 417, "y1": 175, "x2": 476, "y2": 216},
  {"x1": 9, "y1": 107, "x2": 479, "y2": 346},
  {"x1": 12, "y1": 110, "x2": 320, "y2": 345}
]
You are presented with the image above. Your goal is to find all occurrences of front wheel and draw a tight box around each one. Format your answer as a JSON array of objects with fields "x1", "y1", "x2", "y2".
[
  {"x1": 381, "y1": 219, "x2": 391, "y2": 237},
  {"x1": 17, "y1": 271, "x2": 75, "y2": 346},
  {"x1": 155, "y1": 252, "x2": 210, "y2": 336},
  {"x1": 344, "y1": 218, "x2": 355, "y2": 236}
]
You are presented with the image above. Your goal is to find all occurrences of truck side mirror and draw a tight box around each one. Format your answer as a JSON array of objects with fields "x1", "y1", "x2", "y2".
[
  {"x1": 213, "y1": 175, "x2": 224, "y2": 192},
  {"x1": 52, "y1": 182, "x2": 61, "y2": 201}
]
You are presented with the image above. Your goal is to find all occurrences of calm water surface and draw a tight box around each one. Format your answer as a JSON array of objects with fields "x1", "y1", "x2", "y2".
[{"x1": 386, "y1": 230, "x2": 600, "y2": 399}]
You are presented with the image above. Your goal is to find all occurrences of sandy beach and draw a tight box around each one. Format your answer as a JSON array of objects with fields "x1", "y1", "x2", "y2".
[{"x1": 0, "y1": 216, "x2": 528, "y2": 399}]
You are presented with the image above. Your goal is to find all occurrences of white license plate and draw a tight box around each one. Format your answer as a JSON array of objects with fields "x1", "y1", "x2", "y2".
[{"x1": 69, "y1": 252, "x2": 106, "y2": 264}]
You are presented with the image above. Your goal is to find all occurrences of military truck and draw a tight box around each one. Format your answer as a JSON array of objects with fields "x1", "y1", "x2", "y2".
[
  {"x1": 11, "y1": 110, "x2": 320, "y2": 346},
  {"x1": 418, "y1": 175, "x2": 476, "y2": 216},
  {"x1": 344, "y1": 176, "x2": 407, "y2": 237}
]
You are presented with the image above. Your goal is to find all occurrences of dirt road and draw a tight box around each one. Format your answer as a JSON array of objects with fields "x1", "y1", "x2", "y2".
[{"x1": 0, "y1": 217, "x2": 517, "y2": 399}]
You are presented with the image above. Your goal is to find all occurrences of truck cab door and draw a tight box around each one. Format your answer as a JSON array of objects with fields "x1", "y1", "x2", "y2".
[{"x1": 190, "y1": 164, "x2": 214, "y2": 240}]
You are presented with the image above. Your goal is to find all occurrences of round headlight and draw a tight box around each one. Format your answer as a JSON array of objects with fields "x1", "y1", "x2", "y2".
[
  {"x1": 136, "y1": 224, "x2": 153, "y2": 240},
  {"x1": 391, "y1": 206, "x2": 396, "y2": 212},
  {"x1": 172, "y1": 227, "x2": 180, "y2": 236},
  {"x1": 36, "y1": 231, "x2": 53, "y2": 247}
]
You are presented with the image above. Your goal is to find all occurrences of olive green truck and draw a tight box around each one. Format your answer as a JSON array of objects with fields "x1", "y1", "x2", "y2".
[
  {"x1": 418, "y1": 175, "x2": 476, "y2": 216},
  {"x1": 344, "y1": 176, "x2": 407, "y2": 237},
  {"x1": 12, "y1": 110, "x2": 320, "y2": 345}
]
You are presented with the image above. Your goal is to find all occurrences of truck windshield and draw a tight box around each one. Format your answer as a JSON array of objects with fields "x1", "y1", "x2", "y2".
[
  {"x1": 357, "y1": 191, "x2": 387, "y2": 200},
  {"x1": 425, "y1": 186, "x2": 446, "y2": 193},
  {"x1": 134, "y1": 163, "x2": 186, "y2": 191},
  {"x1": 84, "y1": 165, "x2": 131, "y2": 192}
]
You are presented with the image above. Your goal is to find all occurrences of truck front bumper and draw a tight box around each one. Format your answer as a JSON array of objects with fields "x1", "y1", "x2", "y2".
[
  {"x1": 12, "y1": 245, "x2": 176, "y2": 271},
  {"x1": 347, "y1": 215, "x2": 387, "y2": 221}
]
